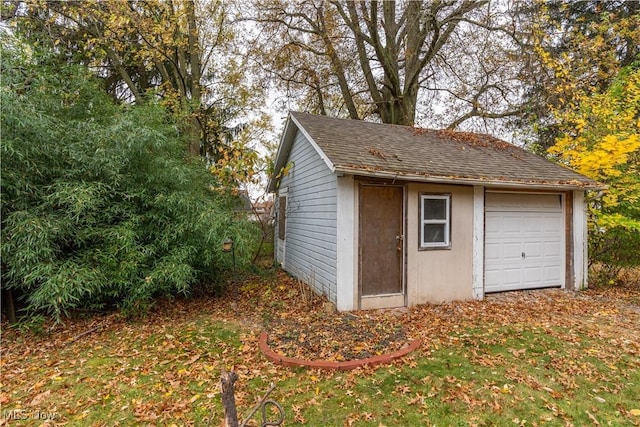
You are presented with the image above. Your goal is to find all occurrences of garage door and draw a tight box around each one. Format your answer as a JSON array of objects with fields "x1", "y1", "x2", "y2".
[{"x1": 485, "y1": 193, "x2": 564, "y2": 293}]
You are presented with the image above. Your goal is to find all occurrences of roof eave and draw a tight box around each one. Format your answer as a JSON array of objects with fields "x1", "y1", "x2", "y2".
[{"x1": 334, "y1": 166, "x2": 605, "y2": 191}]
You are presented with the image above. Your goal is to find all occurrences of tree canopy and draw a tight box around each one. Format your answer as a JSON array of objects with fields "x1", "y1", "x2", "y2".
[
  {"x1": 521, "y1": 0, "x2": 640, "y2": 149},
  {"x1": 11, "y1": 0, "x2": 267, "y2": 188},
  {"x1": 550, "y1": 67, "x2": 639, "y2": 228},
  {"x1": 249, "y1": 0, "x2": 529, "y2": 128}
]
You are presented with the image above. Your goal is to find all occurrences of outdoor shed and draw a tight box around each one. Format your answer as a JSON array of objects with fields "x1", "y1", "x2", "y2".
[{"x1": 268, "y1": 112, "x2": 603, "y2": 311}]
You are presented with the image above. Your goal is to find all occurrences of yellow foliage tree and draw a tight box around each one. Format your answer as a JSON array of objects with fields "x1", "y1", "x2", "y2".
[
  {"x1": 549, "y1": 67, "x2": 640, "y2": 232},
  {"x1": 526, "y1": 2, "x2": 640, "y2": 282},
  {"x1": 528, "y1": 1, "x2": 640, "y2": 150}
]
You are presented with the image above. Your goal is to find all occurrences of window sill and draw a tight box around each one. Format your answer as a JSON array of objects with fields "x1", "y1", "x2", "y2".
[{"x1": 418, "y1": 245, "x2": 452, "y2": 251}]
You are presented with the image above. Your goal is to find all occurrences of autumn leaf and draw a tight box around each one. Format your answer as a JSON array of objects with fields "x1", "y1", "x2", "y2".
[
  {"x1": 586, "y1": 410, "x2": 601, "y2": 425},
  {"x1": 508, "y1": 348, "x2": 526, "y2": 358},
  {"x1": 29, "y1": 390, "x2": 51, "y2": 407}
]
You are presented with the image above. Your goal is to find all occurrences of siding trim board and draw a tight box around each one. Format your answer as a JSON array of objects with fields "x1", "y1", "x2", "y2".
[
  {"x1": 572, "y1": 191, "x2": 588, "y2": 290},
  {"x1": 472, "y1": 186, "x2": 485, "y2": 300},
  {"x1": 565, "y1": 192, "x2": 575, "y2": 291},
  {"x1": 336, "y1": 175, "x2": 356, "y2": 311}
]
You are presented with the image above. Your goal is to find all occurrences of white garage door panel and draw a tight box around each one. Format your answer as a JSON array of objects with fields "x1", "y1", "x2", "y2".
[
  {"x1": 524, "y1": 267, "x2": 543, "y2": 284},
  {"x1": 544, "y1": 241, "x2": 562, "y2": 256},
  {"x1": 504, "y1": 268, "x2": 523, "y2": 285},
  {"x1": 485, "y1": 194, "x2": 564, "y2": 293},
  {"x1": 544, "y1": 265, "x2": 563, "y2": 281},
  {"x1": 486, "y1": 193, "x2": 563, "y2": 212},
  {"x1": 524, "y1": 241, "x2": 542, "y2": 257},
  {"x1": 524, "y1": 218, "x2": 542, "y2": 232}
]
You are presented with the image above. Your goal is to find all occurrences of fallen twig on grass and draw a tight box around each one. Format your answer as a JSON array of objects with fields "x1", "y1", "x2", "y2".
[{"x1": 66, "y1": 325, "x2": 101, "y2": 345}]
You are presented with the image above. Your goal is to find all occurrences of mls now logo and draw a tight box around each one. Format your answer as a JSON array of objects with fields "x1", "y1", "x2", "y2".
[{"x1": 3, "y1": 409, "x2": 58, "y2": 421}]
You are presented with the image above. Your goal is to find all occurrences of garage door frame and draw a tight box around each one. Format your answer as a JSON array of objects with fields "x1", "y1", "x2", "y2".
[{"x1": 484, "y1": 191, "x2": 566, "y2": 293}]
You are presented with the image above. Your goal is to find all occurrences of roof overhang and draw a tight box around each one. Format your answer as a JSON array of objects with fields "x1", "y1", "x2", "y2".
[{"x1": 334, "y1": 166, "x2": 606, "y2": 191}]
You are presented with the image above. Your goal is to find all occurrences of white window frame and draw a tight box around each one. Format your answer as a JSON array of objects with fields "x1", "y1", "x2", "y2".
[{"x1": 420, "y1": 194, "x2": 451, "y2": 249}]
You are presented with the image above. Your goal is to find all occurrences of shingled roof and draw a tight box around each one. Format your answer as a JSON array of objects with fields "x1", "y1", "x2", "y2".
[{"x1": 269, "y1": 112, "x2": 602, "y2": 192}]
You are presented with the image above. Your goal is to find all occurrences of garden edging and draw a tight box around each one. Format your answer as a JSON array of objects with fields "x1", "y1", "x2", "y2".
[{"x1": 259, "y1": 332, "x2": 421, "y2": 370}]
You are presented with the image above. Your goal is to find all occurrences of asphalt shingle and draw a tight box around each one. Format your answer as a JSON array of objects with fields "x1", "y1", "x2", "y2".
[{"x1": 290, "y1": 112, "x2": 601, "y2": 189}]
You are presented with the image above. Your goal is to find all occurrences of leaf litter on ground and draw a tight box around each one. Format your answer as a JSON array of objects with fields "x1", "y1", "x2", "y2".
[{"x1": 2, "y1": 270, "x2": 640, "y2": 425}]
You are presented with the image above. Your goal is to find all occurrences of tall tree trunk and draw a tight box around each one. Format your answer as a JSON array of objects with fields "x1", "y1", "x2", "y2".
[
  {"x1": 2, "y1": 288, "x2": 17, "y2": 324},
  {"x1": 186, "y1": 0, "x2": 202, "y2": 103},
  {"x1": 256, "y1": 0, "x2": 527, "y2": 129},
  {"x1": 185, "y1": 0, "x2": 205, "y2": 156}
]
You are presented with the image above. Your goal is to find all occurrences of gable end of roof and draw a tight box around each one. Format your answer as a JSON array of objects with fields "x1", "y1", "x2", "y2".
[{"x1": 267, "y1": 113, "x2": 335, "y2": 193}]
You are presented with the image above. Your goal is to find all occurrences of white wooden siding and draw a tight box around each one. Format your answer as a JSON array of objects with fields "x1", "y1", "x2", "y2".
[{"x1": 276, "y1": 130, "x2": 338, "y2": 303}]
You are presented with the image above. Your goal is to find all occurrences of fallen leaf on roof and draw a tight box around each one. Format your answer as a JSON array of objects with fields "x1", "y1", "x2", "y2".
[
  {"x1": 367, "y1": 147, "x2": 387, "y2": 160},
  {"x1": 436, "y1": 129, "x2": 514, "y2": 150}
]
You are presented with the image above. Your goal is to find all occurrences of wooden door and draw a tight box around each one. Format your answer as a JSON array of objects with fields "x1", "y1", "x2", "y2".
[{"x1": 359, "y1": 185, "x2": 404, "y2": 297}]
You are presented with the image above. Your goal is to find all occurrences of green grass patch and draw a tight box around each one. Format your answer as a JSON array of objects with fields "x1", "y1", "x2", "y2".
[
  {"x1": 262, "y1": 324, "x2": 640, "y2": 426},
  {"x1": 3, "y1": 296, "x2": 639, "y2": 426}
]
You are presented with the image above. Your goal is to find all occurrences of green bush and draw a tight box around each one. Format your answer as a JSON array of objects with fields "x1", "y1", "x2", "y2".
[
  {"x1": 1, "y1": 38, "x2": 257, "y2": 321},
  {"x1": 589, "y1": 226, "x2": 640, "y2": 286}
]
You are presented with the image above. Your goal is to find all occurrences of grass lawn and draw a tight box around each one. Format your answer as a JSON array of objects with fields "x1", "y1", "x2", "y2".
[{"x1": 2, "y1": 272, "x2": 639, "y2": 426}]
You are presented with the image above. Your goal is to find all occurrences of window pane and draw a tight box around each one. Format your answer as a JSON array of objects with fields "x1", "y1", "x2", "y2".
[
  {"x1": 423, "y1": 224, "x2": 446, "y2": 244},
  {"x1": 423, "y1": 198, "x2": 446, "y2": 220}
]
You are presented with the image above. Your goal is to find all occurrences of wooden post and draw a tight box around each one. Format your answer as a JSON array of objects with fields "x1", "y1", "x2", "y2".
[{"x1": 220, "y1": 370, "x2": 239, "y2": 427}]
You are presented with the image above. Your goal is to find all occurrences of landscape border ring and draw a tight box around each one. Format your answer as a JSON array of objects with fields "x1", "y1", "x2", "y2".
[{"x1": 258, "y1": 332, "x2": 421, "y2": 370}]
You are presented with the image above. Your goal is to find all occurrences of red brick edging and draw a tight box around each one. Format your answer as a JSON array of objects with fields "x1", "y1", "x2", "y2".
[{"x1": 258, "y1": 332, "x2": 421, "y2": 370}]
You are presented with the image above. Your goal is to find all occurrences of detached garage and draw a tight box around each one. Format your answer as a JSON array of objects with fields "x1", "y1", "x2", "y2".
[{"x1": 269, "y1": 112, "x2": 603, "y2": 311}]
